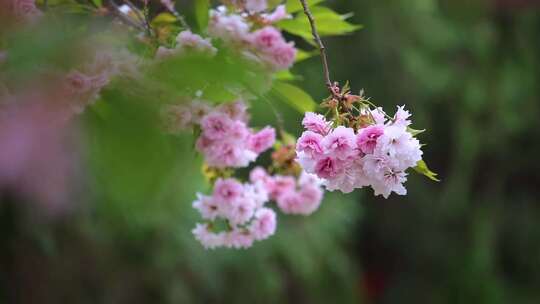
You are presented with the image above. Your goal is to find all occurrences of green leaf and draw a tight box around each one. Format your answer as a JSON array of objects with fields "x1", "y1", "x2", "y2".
[
  {"x1": 92, "y1": 0, "x2": 102, "y2": 7},
  {"x1": 277, "y1": 6, "x2": 362, "y2": 40},
  {"x1": 272, "y1": 81, "x2": 316, "y2": 113},
  {"x1": 286, "y1": 0, "x2": 325, "y2": 13},
  {"x1": 274, "y1": 70, "x2": 298, "y2": 81},
  {"x1": 151, "y1": 12, "x2": 177, "y2": 26},
  {"x1": 413, "y1": 160, "x2": 440, "y2": 182},
  {"x1": 296, "y1": 49, "x2": 318, "y2": 62},
  {"x1": 194, "y1": 0, "x2": 210, "y2": 31},
  {"x1": 407, "y1": 126, "x2": 426, "y2": 136}
]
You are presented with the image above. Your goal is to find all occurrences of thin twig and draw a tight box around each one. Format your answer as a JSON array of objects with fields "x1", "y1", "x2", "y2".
[
  {"x1": 109, "y1": 0, "x2": 147, "y2": 32},
  {"x1": 299, "y1": 0, "x2": 337, "y2": 98},
  {"x1": 124, "y1": 0, "x2": 153, "y2": 37}
]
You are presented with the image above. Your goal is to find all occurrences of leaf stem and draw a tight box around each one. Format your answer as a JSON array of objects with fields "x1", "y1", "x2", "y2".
[{"x1": 298, "y1": 0, "x2": 338, "y2": 98}]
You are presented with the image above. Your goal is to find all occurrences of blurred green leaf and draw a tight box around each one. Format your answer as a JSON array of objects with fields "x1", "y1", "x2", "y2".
[
  {"x1": 274, "y1": 70, "x2": 297, "y2": 81},
  {"x1": 413, "y1": 160, "x2": 440, "y2": 182},
  {"x1": 278, "y1": 6, "x2": 362, "y2": 40},
  {"x1": 194, "y1": 0, "x2": 210, "y2": 31},
  {"x1": 286, "y1": 0, "x2": 324, "y2": 13},
  {"x1": 151, "y1": 12, "x2": 177, "y2": 26},
  {"x1": 272, "y1": 81, "x2": 316, "y2": 113},
  {"x1": 296, "y1": 49, "x2": 318, "y2": 62}
]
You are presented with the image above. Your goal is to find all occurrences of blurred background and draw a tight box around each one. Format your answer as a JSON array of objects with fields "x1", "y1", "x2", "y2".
[{"x1": 2, "y1": 0, "x2": 540, "y2": 303}]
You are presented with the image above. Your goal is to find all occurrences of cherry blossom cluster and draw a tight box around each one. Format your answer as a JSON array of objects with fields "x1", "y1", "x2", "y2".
[
  {"x1": 156, "y1": 30, "x2": 218, "y2": 60},
  {"x1": 296, "y1": 106, "x2": 423, "y2": 198},
  {"x1": 250, "y1": 167, "x2": 324, "y2": 216},
  {"x1": 208, "y1": 3, "x2": 296, "y2": 71},
  {"x1": 192, "y1": 176, "x2": 276, "y2": 249},
  {"x1": 64, "y1": 49, "x2": 140, "y2": 114},
  {"x1": 161, "y1": 99, "x2": 276, "y2": 168}
]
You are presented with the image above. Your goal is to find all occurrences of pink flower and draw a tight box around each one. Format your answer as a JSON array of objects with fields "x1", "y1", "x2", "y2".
[
  {"x1": 262, "y1": 5, "x2": 290, "y2": 23},
  {"x1": 314, "y1": 156, "x2": 344, "y2": 179},
  {"x1": 213, "y1": 178, "x2": 244, "y2": 203},
  {"x1": 244, "y1": 0, "x2": 267, "y2": 12},
  {"x1": 189, "y1": 100, "x2": 212, "y2": 124},
  {"x1": 357, "y1": 125, "x2": 384, "y2": 154},
  {"x1": 192, "y1": 194, "x2": 220, "y2": 220},
  {"x1": 393, "y1": 105, "x2": 412, "y2": 127},
  {"x1": 192, "y1": 224, "x2": 226, "y2": 249},
  {"x1": 248, "y1": 126, "x2": 276, "y2": 154},
  {"x1": 225, "y1": 196, "x2": 256, "y2": 225},
  {"x1": 249, "y1": 208, "x2": 277, "y2": 240},
  {"x1": 269, "y1": 175, "x2": 296, "y2": 199},
  {"x1": 276, "y1": 191, "x2": 302, "y2": 214},
  {"x1": 262, "y1": 42, "x2": 296, "y2": 71},
  {"x1": 249, "y1": 26, "x2": 284, "y2": 50},
  {"x1": 322, "y1": 126, "x2": 357, "y2": 160},
  {"x1": 200, "y1": 112, "x2": 234, "y2": 140},
  {"x1": 64, "y1": 70, "x2": 101, "y2": 113},
  {"x1": 297, "y1": 185, "x2": 323, "y2": 214},
  {"x1": 296, "y1": 131, "x2": 324, "y2": 157},
  {"x1": 370, "y1": 107, "x2": 387, "y2": 125},
  {"x1": 244, "y1": 181, "x2": 269, "y2": 208},
  {"x1": 203, "y1": 141, "x2": 257, "y2": 168},
  {"x1": 208, "y1": 10, "x2": 250, "y2": 43},
  {"x1": 160, "y1": 104, "x2": 193, "y2": 134},
  {"x1": 176, "y1": 31, "x2": 217, "y2": 56},
  {"x1": 250, "y1": 166, "x2": 270, "y2": 183},
  {"x1": 302, "y1": 112, "x2": 331, "y2": 135},
  {"x1": 155, "y1": 46, "x2": 175, "y2": 60},
  {"x1": 370, "y1": 167, "x2": 408, "y2": 199},
  {"x1": 225, "y1": 229, "x2": 254, "y2": 249},
  {"x1": 324, "y1": 159, "x2": 367, "y2": 193},
  {"x1": 217, "y1": 100, "x2": 249, "y2": 122}
]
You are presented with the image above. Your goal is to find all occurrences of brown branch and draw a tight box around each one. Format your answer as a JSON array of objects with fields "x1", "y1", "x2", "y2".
[{"x1": 299, "y1": 0, "x2": 338, "y2": 98}]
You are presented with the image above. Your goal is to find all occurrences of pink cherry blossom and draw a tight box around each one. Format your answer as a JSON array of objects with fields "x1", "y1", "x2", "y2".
[
  {"x1": 393, "y1": 105, "x2": 412, "y2": 127},
  {"x1": 296, "y1": 131, "x2": 324, "y2": 157},
  {"x1": 249, "y1": 208, "x2": 277, "y2": 240},
  {"x1": 176, "y1": 30, "x2": 217, "y2": 56},
  {"x1": 213, "y1": 178, "x2": 244, "y2": 203},
  {"x1": 249, "y1": 26, "x2": 284, "y2": 50},
  {"x1": 192, "y1": 194, "x2": 220, "y2": 220},
  {"x1": 357, "y1": 125, "x2": 384, "y2": 154},
  {"x1": 314, "y1": 156, "x2": 344, "y2": 179},
  {"x1": 160, "y1": 104, "x2": 193, "y2": 134},
  {"x1": 302, "y1": 112, "x2": 331, "y2": 135},
  {"x1": 261, "y1": 42, "x2": 296, "y2": 71},
  {"x1": 192, "y1": 224, "x2": 227, "y2": 249},
  {"x1": 321, "y1": 126, "x2": 357, "y2": 160},
  {"x1": 224, "y1": 196, "x2": 256, "y2": 225},
  {"x1": 262, "y1": 5, "x2": 290, "y2": 23},
  {"x1": 248, "y1": 126, "x2": 276, "y2": 154},
  {"x1": 225, "y1": 229, "x2": 254, "y2": 249},
  {"x1": 200, "y1": 112, "x2": 235, "y2": 140},
  {"x1": 208, "y1": 10, "x2": 250, "y2": 44},
  {"x1": 244, "y1": 0, "x2": 267, "y2": 13},
  {"x1": 189, "y1": 100, "x2": 213, "y2": 124},
  {"x1": 269, "y1": 175, "x2": 296, "y2": 199},
  {"x1": 217, "y1": 100, "x2": 249, "y2": 122}
]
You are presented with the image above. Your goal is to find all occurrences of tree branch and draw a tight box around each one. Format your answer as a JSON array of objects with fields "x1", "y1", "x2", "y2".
[{"x1": 299, "y1": 0, "x2": 337, "y2": 98}]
